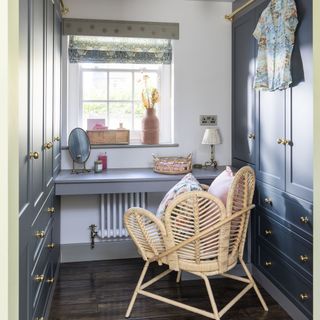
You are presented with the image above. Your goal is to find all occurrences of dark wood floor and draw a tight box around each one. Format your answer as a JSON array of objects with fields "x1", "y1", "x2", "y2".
[{"x1": 49, "y1": 258, "x2": 291, "y2": 320}]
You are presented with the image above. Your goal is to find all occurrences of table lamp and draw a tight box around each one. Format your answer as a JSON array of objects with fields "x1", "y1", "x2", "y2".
[{"x1": 202, "y1": 127, "x2": 221, "y2": 168}]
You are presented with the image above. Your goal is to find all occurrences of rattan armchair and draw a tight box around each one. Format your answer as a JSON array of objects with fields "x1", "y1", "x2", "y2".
[{"x1": 124, "y1": 166, "x2": 268, "y2": 319}]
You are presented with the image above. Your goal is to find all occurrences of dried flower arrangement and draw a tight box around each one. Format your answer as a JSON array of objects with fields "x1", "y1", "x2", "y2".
[{"x1": 141, "y1": 75, "x2": 160, "y2": 109}]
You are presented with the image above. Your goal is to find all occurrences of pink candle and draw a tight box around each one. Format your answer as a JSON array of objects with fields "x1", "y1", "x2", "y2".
[{"x1": 98, "y1": 153, "x2": 107, "y2": 170}]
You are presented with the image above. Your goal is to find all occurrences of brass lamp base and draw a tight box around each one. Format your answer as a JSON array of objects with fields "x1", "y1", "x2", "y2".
[{"x1": 204, "y1": 144, "x2": 218, "y2": 168}]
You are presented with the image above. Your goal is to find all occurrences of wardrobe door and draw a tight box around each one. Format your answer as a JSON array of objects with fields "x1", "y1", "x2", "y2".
[
  {"x1": 30, "y1": 0, "x2": 46, "y2": 215},
  {"x1": 44, "y1": 0, "x2": 54, "y2": 193},
  {"x1": 53, "y1": 4, "x2": 62, "y2": 177},
  {"x1": 285, "y1": 0, "x2": 313, "y2": 202},
  {"x1": 255, "y1": 90, "x2": 286, "y2": 190},
  {"x1": 232, "y1": 11, "x2": 256, "y2": 165}
]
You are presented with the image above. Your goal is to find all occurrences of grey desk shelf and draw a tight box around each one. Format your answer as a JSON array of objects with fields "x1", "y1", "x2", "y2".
[{"x1": 55, "y1": 166, "x2": 228, "y2": 195}]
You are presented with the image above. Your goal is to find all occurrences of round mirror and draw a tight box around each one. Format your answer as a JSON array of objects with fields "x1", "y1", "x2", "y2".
[{"x1": 68, "y1": 128, "x2": 91, "y2": 164}]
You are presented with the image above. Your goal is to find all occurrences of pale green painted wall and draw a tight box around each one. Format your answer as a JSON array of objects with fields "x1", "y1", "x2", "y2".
[
  {"x1": 314, "y1": 0, "x2": 320, "y2": 318},
  {"x1": 0, "y1": 0, "x2": 19, "y2": 319}
]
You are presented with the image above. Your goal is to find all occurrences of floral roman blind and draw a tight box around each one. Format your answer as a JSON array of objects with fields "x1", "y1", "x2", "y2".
[{"x1": 68, "y1": 35, "x2": 173, "y2": 64}]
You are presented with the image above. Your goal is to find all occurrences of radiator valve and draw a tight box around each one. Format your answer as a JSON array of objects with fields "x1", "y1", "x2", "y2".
[{"x1": 89, "y1": 224, "x2": 98, "y2": 249}]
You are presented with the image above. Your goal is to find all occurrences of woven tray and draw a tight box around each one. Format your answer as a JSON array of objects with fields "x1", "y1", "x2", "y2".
[
  {"x1": 153, "y1": 154, "x2": 192, "y2": 175},
  {"x1": 87, "y1": 130, "x2": 129, "y2": 145}
]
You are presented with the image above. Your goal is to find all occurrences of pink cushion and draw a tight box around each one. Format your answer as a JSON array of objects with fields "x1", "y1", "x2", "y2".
[{"x1": 208, "y1": 166, "x2": 234, "y2": 205}]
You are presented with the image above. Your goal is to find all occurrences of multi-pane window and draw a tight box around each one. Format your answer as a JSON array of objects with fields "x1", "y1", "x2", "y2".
[{"x1": 81, "y1": 64, "x2": 160, "y2": 133}]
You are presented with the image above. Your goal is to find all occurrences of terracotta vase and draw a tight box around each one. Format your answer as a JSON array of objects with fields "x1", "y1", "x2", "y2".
[{"x1": 141, "y1": 108, "x2": 159, "y2": 144}]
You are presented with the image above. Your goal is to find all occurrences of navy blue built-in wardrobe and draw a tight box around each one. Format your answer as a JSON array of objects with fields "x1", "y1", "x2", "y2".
[
  {"x1": 19, "y1": 0, "x2": 62, "y2": 319},
  {"x1": 232, "y1": 0, "x2": 313, "y2": 318}
]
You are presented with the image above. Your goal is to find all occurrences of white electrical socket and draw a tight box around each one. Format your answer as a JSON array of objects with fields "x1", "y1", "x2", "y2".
[{"x1": 200, "y1": 115, "x2": 217, "y2": 126}]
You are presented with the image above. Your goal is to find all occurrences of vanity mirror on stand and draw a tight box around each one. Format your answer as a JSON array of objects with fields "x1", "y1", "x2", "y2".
[{"x1": 68, "y1": 128, "x2": 91, "y2": 174}]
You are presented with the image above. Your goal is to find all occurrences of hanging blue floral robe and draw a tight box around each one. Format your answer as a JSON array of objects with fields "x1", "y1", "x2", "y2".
[{"x1": 253, "y1": 0, "x2": 298, "y2": 91}]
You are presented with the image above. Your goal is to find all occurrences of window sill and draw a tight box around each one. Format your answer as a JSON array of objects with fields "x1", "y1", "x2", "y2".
[{"x1": 61, "y1": 143, "x2": 179, "y2": 150}]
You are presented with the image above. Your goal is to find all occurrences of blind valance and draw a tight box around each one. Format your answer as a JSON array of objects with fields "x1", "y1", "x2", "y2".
[
  {"x1": 68, "y1": 36, "x2": 172, "y2": 64},
  {"x1": 63, "y1": 19, "x2": 179, "y2": 40}
]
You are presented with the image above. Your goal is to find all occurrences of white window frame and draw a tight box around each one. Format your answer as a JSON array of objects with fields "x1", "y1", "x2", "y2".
[{"x1": 79, "y1": 65, "x2": 163, "y2": 143}]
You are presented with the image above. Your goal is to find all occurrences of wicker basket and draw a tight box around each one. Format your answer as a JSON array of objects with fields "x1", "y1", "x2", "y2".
[
  {"x1": 153, "y1": 154, "x2": 192, "y2": 175},
  {"x1": 87, "y1": 130, "x2": 129, "y2": 145}
]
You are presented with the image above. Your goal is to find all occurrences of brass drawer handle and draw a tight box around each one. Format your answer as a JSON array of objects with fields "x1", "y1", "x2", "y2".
[
  {"x1": 54, "y1": 136, "x2": 61, "y2": 142},
  {"x1": 264, "y1": 197, "x2": 272, "y2": 205},
  {"x1": 264, "y1": 229, "x2": 272, "y2": 236},
  {"x1": 300, "y1": 293, "x2": 309, "y2": 301},
  {"x1": 29, "y1": 151, "x2": 39, "y2": 159},
  {"x1": 248, "y1": 133, "x2": 256, "y2": 139},
  {"x1": 46, "y1": 277, "x2": 54, "y2": 284},
  {"x1": 265, "y1": 261, "x2": 272, "y2": 267},
  {"x1": 35, "y1": 231, "x2": 45, "y2": 239},
  {"x1": 47, "y1": 243, "x2": 55, "y2": 249},
  {"x1": 44, "y1": 142, "x2": 53, "y2": 150},
  {"x1": 300, "y1": 216, "x2": 309, "y2": 224},
  {"x1": 47, "y1": 207, "x2": 55, "y2": 214},
  {"x1": 300, "y1": 255, "x2": 309, "y2": 263},
  {"x1": 34, "y1": 274, "x2": 45, "y2": 282}
]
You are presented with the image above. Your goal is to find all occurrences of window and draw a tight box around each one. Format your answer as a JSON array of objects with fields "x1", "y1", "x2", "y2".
[
  {"x1": 78, "y1": 63, "x2": 172, "y2": 143},
  {"x1": 66, "y1": 35, "x2": 174, "y2": 145}
]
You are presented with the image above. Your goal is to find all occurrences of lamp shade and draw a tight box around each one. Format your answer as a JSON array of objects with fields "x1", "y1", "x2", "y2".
[{"x1": 202, "y1": 128, "x2": 221, "y2": 145}]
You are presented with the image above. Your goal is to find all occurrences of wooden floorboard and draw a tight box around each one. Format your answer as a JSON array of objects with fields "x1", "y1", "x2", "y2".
[{"x1": 49, "y1": 258, "x2": 291, "y2": 320}]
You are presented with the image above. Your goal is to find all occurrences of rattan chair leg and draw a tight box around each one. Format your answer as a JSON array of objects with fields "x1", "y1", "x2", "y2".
[
  {"x1": 126, "y1": 261, "x2": 150, "y2": 318},
  {"x1": 239, "y1": 258, "x2": 268, "y2": 311},
  {"x1": 176, "y1": 271, "x2": 182, "y2": 283},
  {"x1": 203, "y1": 275, "x2": 220, "y2": 320}
]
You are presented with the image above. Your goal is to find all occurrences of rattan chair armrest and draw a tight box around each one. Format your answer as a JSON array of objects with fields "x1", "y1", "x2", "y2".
[
  {"x1": 150, "y1": 204, "x2": 255, "y2": 262},
  {"x1": 125, "y1": 207, "x2": 167, "y2": 237}
]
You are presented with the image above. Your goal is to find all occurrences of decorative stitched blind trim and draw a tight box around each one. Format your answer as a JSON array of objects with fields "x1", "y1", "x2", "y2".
[
  {"x1": 68, "y1": 36, "x2": 172, "y2": 64},
  {"x1": 63, "y1": 19, "x2": 179, "y2": 40}
]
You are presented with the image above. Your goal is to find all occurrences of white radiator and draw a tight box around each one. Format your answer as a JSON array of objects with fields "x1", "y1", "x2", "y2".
[{"x1": 98, "y1": 193, "x2": 147, "y2": 239}]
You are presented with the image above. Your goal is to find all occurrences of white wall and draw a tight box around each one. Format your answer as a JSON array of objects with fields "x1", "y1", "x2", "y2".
[{"x1": 61, "y1": 0, "x2": 232, "y2": 246}]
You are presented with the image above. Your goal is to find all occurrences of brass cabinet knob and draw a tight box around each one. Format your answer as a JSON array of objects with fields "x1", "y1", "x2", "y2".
[
  {"x1": 35, "y1": 231, "x2": 45, "y2": 239},
  {"x1": 265, "y1": 261, "x2": 272, "y2": 267},
  {"x1": 29, "y1": 151, "x2": 39, "y2": 159},
  {"x1": 282, "y1": 139, "x2": 292, "y2": 146},
  {"x1": 47, "y1": 207, "x2": 55, "y2": 214},
  {"x1": 54, "y1": 136, "x2": 61, "y2": 142},
  {"x1": 300, "y1": 293, "x2": 309, "y2": 301},
  {"x1": 34, "y1": 274, "x2": 45, "y2": 282},
  {"x1": 264, "y1": 229, "x2": 272, "y2": 236},
  {"x1": 46, "y1": 277, "x2": 54, "y2": 284},
  {"x1": 300, "y1": 255, "x2": 309, "y2": 263},
  {"x1": 44, "y1": 142, "x2": 53, "y2": 150},
  {"x1": 277, "y1": 138, "x2": 284, "y2": 145},
  {"x1": 248, "y1": 133, "x2": 256, "y2": 140},
  {"x1": 264, "y1": 197, "x2": 272, "y2": 205},
  {"x1": 300, "y1": 216, "x2": 309, "y2": 224},
  {"x1": 47, "y1": 243, "x2": 55, "y2": 249}
]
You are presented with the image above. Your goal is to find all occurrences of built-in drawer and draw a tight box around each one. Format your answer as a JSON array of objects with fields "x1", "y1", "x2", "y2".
[
  {"x1": 30, "y1": 189, "x2": 55, "y2": 263},
  {"x1": 32, "y1": 262, "x2": 52, "y2": 320},
  {"x1": 258, "y1": 214, "x2": 312, "y2": 277},
  {"x1": 256, "y1": 182, "x2": 313, "y2": 237},
  {"x1": 30, "y1": 225, "x2": 54, "y2": 313},
  {"x1": 257, "y1": 242, "x2": 312, "y2": 318}
]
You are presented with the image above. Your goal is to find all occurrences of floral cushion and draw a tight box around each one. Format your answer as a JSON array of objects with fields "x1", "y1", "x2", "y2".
[
  {"x1": 208, "y1": 166, "x2": 234, "y2": 206},
  {"x1": 156, "y1": 173, "x2": 203, "y2": 218}
]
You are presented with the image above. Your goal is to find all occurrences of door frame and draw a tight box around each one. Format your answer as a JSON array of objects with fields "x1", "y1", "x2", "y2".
[
  {"x1": 313, "y1": 1, "x2": 320, "y2": 319},
  {"x1": 0, "y1": 0, "x2": 19, "y2": 319}
]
